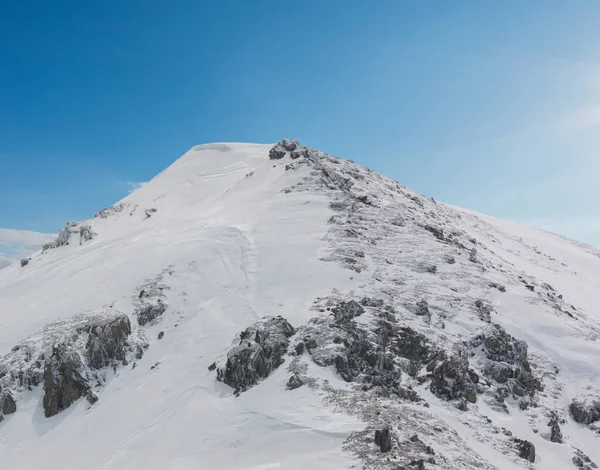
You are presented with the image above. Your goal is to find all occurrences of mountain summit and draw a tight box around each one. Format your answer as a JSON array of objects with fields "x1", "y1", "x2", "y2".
[{"x1": 1, "y1": 140, "x2": 599, "y2": 469}]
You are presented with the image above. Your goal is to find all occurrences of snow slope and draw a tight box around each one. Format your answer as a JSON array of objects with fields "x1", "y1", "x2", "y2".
[{"x1": 0, "y1": 141, "x2": 599, "y2": 470}]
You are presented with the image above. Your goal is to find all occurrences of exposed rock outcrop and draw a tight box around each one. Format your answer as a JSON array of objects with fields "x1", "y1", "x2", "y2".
[
  {"x1": 514, "y1": 438, "x2": 535, "y2": 462},
  {"x1": 2, "y1": 393, "x2": 16, "y2": 414},
  {"x1": 570, "y1": 400, "x2": 600, "y2": 425},
  {"x1": 374, "y1": 427, "x2": 393, "y2": 452},
  {"x1": 43, "y1": 344, "x2": 89, "y2": 417},
  {"x1": 85, "y1": 314, "x2": 131, "y2": 369},
  {"x1": 215, "y1": 316, "x2": 296, "y2": 394}
]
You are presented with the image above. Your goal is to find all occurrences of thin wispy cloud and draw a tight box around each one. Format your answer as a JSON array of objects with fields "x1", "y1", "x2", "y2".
[{"x1": 127, "y1": 181, "x2": 147, "y2": 194}]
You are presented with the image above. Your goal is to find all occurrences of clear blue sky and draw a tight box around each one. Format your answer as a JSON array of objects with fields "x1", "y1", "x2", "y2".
[{"x1": 1, "y1": 0, "x2": 599, "y2": 246}]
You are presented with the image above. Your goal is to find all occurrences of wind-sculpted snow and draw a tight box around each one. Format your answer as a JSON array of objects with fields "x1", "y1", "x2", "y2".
[{"x1": 1, "y1": 139, "x2": 600, "y2": 469}]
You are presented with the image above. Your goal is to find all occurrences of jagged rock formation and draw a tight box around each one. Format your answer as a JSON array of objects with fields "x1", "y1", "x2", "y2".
[
  {"x1": 514, "y1": 438, "x2": 536, "y2": 462},
  {"x1": 570, "y1": 400, "x2": 600, "y2": 425},
  {"x1": 215, "y1": 316, "x2": 295, "y2": 394},
  {"x1": 85, "y1": 314, "x2": 131, "y2": 369},
  {"x1": 0, "y1": 309, "x2": 142, "y2": 419},
  {"x1": 43, "y1": 343, "x2": 89, "y2": 417}
]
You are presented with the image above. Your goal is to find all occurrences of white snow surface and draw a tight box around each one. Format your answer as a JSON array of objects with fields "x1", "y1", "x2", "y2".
[{"x1": 0, "y1": 142, "x2": 599, "y2": 469}]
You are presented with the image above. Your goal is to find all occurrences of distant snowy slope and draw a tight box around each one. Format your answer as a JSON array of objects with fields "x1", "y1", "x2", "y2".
[
  {"x1": 0, "y1": 229, "x2": 55, "y2": 268},
  {"x1": 1, "y1": 140, "x2": 599, "y2": 470}
]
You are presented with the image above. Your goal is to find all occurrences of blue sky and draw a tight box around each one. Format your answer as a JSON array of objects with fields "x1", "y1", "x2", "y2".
[{"x1": 1, "y1": 0, "x2": 599, "y2": 247}]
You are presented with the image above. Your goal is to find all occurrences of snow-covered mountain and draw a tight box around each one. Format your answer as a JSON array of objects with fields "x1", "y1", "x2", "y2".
[{"x1": 1, "y1": 140, "x2": 599, "y2": 470}]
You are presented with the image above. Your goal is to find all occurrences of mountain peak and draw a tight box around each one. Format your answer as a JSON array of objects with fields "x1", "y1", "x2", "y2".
[{"x1": 1, "y1": 140, "x2": 599, "y2": 469}]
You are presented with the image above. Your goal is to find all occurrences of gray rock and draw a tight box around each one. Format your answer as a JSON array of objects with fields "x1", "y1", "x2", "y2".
[
  {"x1": 514, "y1": 438, "x2": 535, "y2": 462},
  {"x1": 469, "y1": 248, "x2": 478, "y2": 263},
  {"x1": 85, "y1": 314, "x2": 131, "y2": 369},
  {"x1": 374, "y1": 426, "x2": 393, "y2": 452},
  {"x1": 332, "y1": 300, "x2": 365, "y2": 322},
  {"x1": 43, "y1": 344, "x2": 89, "y2": 418},
  {"x1": 216, "y1": 316, "x2": 295, "y2": 394},
  {"x1": 158, "y1": 331, "x2": 164, "y2": 340},
  {"x1": 286, "y1": 374, "x2": 304, "y2": 390},
  {"x1": 573, "y1": 448, "x2": 598, "y2": 469},
  {"x1": 549, "y1": 412, "x2": 563, "y2": 443},
  {"x1": 79, "y1": 225, "x2": 96, "y2": 244},
  {"x1": 136, "y1": 300, "x2": 166, "y2": 326},
  {"x1": 423, "y1": 225, "x2": 445, "y2": 241},
  {"x1": 394, "y1": 327, "x2": 431, "y2": 363},
  {"x1": 415, "y1": 300, "x2": 430, "y2": 316},
  {"x1": 570, "y1": 400, "x2": 600, "y2": 425},
  {"x1": 443, "y1": 254, "x2": 456, "y2": 264},
  {"x1": 430, "y1": 353, "x2": 475, "y2": 401},
  {"x1": 20, "y1": 258, "x2": 30, "y2": 267},
  {"x1": 86, "y1": 391, "x2": 98, "y2": 405},
  {"x1": 2, "y1": 393, "x2": 16, "y2": 414},
  {"x1": 474, "y1": 300, "x2": 493, "y2": 323},
  {"x1": 484, "y1": 362, "x2": 514, "y2": 384},
  {"x1": 268, "y1": 144, "x2": 287, "y2": 160}
]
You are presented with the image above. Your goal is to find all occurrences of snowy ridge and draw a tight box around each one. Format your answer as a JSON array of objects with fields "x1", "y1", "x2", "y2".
[{"x1": 0, "y1": 140, "x2": 599, "y2": 469}]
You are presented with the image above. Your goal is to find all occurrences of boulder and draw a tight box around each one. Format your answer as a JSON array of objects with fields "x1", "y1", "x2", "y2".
[
  {"x1": 215, "y1": 316, "x2": 295, "y2": 394},
  {"x1": 374, "y1": 427, "x2": 393, "y2": 452},
  {"x1": 286, "y1": 374, "x2": 304, "y2": 390},
  {"x1": 549, "y1": 412, "x2": 563, "y2": 444},
  {"x1": 570, "y1": 400, "x2": 600, "y2": 425},
  {"x1": 2, "y1": 393, "x2": 16, "y2": 415},
  {"x1": 43, "y1": 344, "x2": 89, "y2": 418},
  {"x1": 514, "y1": 438, "x2": 535, "y2": 462},
  {"x1": 136, "y1": 300, "x2": 166, "y2": 326},
  {"x1": 430, "y1": 353, "x2": 475, "y2": 401},
  {"x1": 332, "y1": 300, "x2": 365, "y2": 322}
]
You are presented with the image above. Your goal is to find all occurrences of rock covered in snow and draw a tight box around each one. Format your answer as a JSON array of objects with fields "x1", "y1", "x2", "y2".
[
  {"x1": 570, "y1": 400, "x2": 600, "y2": 425},
  {"x1": 43, "y1": 343, "x2": 89, "y2": 417},
  {"x1": 85, "y1": 314, "x2": 131, "y2": 369},
  {"x1": 215, "y1": 316, "x2": 295, "y2": 394}
]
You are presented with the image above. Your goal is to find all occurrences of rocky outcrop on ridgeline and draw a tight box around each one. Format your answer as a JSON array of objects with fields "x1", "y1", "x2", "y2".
[
  {"x1": 42, "y1": 220, "x2": 97, "y2": 251},
  {"x1": 213, "y1": 316, "x2": 295, "y2": 394},
  {"x1": 0, "y1": 309, "x2": 143, "y2": 419},
  {"x1": 94, "y1": 203, "x2": 125, "y2": 219}
]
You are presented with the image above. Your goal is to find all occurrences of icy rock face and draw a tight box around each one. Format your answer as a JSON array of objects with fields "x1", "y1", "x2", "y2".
[
  {"x1": 0, "y1": 310, "x2": 138, "y2": 419},
  {"x1": 215, "y1": 316, "x2": 295, "y2": 394},
  {"x1": 471, "y1": 323, "x2": 541, "y2": 397},
  {"x1": 43, "y1": 344, "x2": 89, "y2": 417},
  {"x1": 136, "y1": 301, "x2": 166, "y2": 326},
  {"x1": 297, "y1": 303, "x2": 407, "y2": 399},
  {"x1": 85, "y1": 314, "x2": 131, "y2": 369}
]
